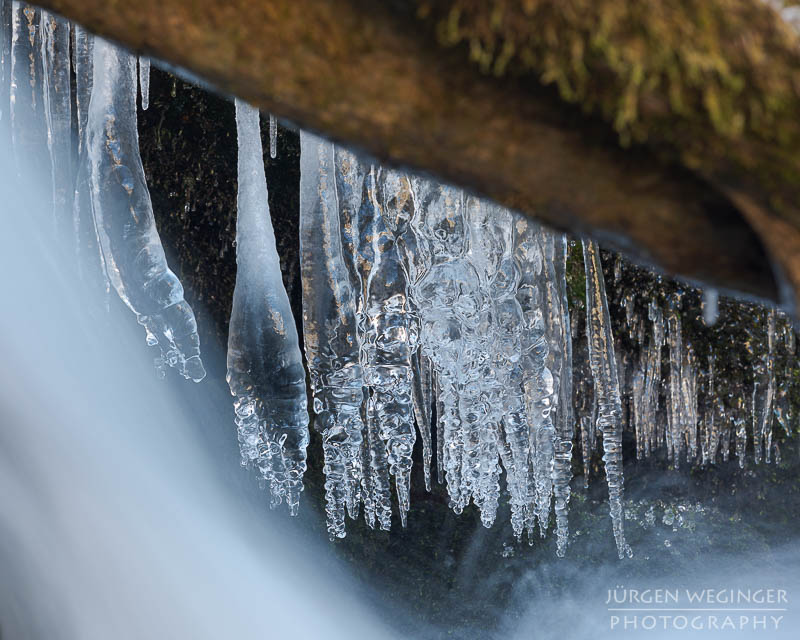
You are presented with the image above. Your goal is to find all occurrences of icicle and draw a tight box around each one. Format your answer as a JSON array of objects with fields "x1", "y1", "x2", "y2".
[
  {"x1": 410, "y1": 349, "x2": 433, "y2": 492},
  {"x1": 541, "y1": 229, "x2": 573, "y2": 555},
  {"x1": 40, "y1": 11, "x2": 71, "y2": 234},
  {"x1": 514, "y1": 218, "x2": 553, "y2": 539},
  {"x1": 334, "y1": 146, "x2": 393, "y2": 530},
  {"x1": 70, "y1": 26, "x2": 109, "y2": 301},
  {"x1": 703, "y1": 288, "x2": 719, "y2": 326},
  {"x1": 414, "y1": 180, "x2": 473, "y2": 514},
  {"x1": 666, "y1": 296, "x2": 685, "y2": 467},
  {"x1": 646, "y1": 302, "x2": 665, "y2": 456},
  {"x1": 682, "y1": 344, "x2": 699, "y2": 463},
  {"x1": 434, "y1": 370, "x2": 446, "y2": 484},
  {"x1": 269, "y1": 113, "x2": 277, "y2": 159},
  {"x1": 582, "y1": 240, "x2": 630, "y2": 559},
  {"x1": 752, "y1": 309, "x2": 777, "y2": 463},
  {"x1": 379, "y1": 171, "x2": 433, "y2": 493},
  {"x1": 228, "y1": 100, "x2": 309, "y2": 514},
  {"x1": 85, "y1": 39, "x2": 206, "y2": 382},
  {"x1": 734, "y1": 396, "x2": 748, "y2": 467},
  {"x1": 354, "y1": 164, "x2": 416, "y2": 527},
  {"x1": 377, "y1": 167, "x2": 433, "y2": 495},
  {"x1": 9, "y1": 3, "x2": 48, "y2": 182},
  {"x1": 1, "y1": 0, "x2": 11, "y2": 129},
  {"x1": 299, "y1": 131, "x2": 365, "y2": 537},
  {"x1": 73, "y1": 25, "x2": 94, "y2": 148},
  {"x1": 578, "y1": 384, "x2": 596, "y2": 489},
  {"x1": 704, "y1": 352, "x2": 723, "y2": 464},
  {"x1": 138, "y1": 55, "x2": 150, "y2": 110}
]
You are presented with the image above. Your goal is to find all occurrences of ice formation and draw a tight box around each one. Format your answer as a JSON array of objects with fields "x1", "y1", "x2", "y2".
[
  {"x1": 1, "y1": 7, "x2": 205, "y2": 382},
  {"x1": 2, "y1": 4, "x2": 794, "y2": 554},
  {"x1": 138, "y1": 56, "x2": 150, "y2": 111},
  {"x1": 9, "y1": 3, "x2": 48, "y2": 180},
  {"x1": 298, "y1": 138, "x2": 576, "y2": 541},
  {"x1": 40, "y1": 11, "x2": 71, "y2": 230},
  {"x1": 85, "y1": 38, "x2": 206, "y2": 382},
  {"x1": 583, "y1": 240, "x2": 630, "y2": 559},
  {"x1": 300, "y1": 132, "x2": 366, "y2": 536},
  {"x1": 228, "y1": 100, "x2": 309, "y2": 514},
  {"x1": 615, "y1": 261, "x2": 793, "y2": 473},
  {"x1": 269, "y1": 113, "x2": 277, "y2": 159}
]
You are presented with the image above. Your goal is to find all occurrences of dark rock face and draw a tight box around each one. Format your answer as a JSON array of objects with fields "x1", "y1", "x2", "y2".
[{"x1": 139, "y1": 69, "x2": 800, "y2": 639}]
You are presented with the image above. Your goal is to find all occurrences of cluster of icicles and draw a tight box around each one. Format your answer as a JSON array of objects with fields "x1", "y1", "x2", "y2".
[
  {"x1": 1, "y1": 4, "x2": 790, "y2": 559},
  {"x1": 613, "y1": 276, "x2": 795, "y2": 471}
]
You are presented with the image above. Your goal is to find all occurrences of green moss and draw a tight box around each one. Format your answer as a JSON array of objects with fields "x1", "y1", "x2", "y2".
[{"x1": 418, "y1": 0, "x2": 800, "y2": 215}]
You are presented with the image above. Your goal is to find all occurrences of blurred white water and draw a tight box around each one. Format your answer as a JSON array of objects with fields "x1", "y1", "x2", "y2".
[{"x1": 0, "y1": 140, "x2": 396, "y2": 639}]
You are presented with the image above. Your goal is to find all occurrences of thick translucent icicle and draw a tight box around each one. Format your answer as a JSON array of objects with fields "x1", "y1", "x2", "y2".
[
  {"x1": 375, "y1": 167, "x2": 432, "y2": 501},
  {"x1": 40, "y1": 11, "x2": 71, "y2": 233},
  {"x1": 1, "y1": 0, "x2": 12, "y2": 139},
  {"x1": 334, "y1": 146, "x2": 392, "y2": 530},
  {"x1": 384, "y1": 171, "x2": 433, "y2": 492},
  {"x1": 10, "y1": 3, "x2": 48, "y2": 181},
  {"x1": 414, "y1": 180, "x2": 474, "y2": 514},
  {"x1": 299, "y1": 131, "x2": 365, "y2": 537},
  {"x1": 461, "y1": 202, "x2": 525, "y2": 532},
  {"x1": 542, "y1": 229, "x2": 573, "y2": 556},
  {"x1": 513, "y1": 217, "x2": 553, "y2": 539},
  {"x1": 582, "y1": 240, "x2": 630, "y2": 558},
  {"x1": 85, "y1": 39, "x2": 206, "y2": 381},
  {"x1": 71, "y1": 26, "x2": 109, "y2": 297},
  {"x1": 73, "y1": 25, "x2": 94, "y2": 147},
  {"x1": 353, "y1": 163, "x2": 416, "y2": 527},
  {"x1": 228, "y1": 100, "x2": 309, "y2": 514},
  {"x1": 269, "y1": 113, "x2": 277, "y2": 159},
  {"x1": 138, "y1": 56, "x2": 150, "y2": 110}
]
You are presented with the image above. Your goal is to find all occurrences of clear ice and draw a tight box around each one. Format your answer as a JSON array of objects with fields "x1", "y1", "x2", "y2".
[
  {"x1": 4, "y1": 7, "x2": 794, "y2": 556},
  {"x1": 40, "y1": 11, "x2": 71, "y2": 231},
  {"x1": 85, "y1": 38, "x2": 206, "y2": 381},
  {"x1": 582, "y1": 240, "x2": 630, "y2": 558},
  {"x1": 228, "y1": 100, "x2": 310, "y2": 514},
  {"x1": 138, "y1": 56, "x2": 150, "y2": 111},
  {"x1": 299, "y1": 131, "x2": 365, "y2": 536},
  {"x1": 269, "y1": 113, "x2": 277, "y2": 159}
]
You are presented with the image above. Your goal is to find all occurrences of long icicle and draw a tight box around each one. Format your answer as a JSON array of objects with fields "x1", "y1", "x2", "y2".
[
  {"x1": 40, "y1": 11, "x2": 71, "y2": 234},
  {"x1": 384, "y1": 169, "x2": 434, "y2": 493},
  {"x1": 10, "y1": 3, "x2": 49, "y2": 184},
  {"x1": 582, "y1": 239, "x2": 630, "y2": 559},
  {"x1": 543, "y1": 230, "x2": 574, "y2": 557},
  {"x1": 514, "y1": 218, "x2": 554, "y2": 540},
  {"x1": 1, "y1": 0, "x2": 13, "y2": 149},
  {"x1": 299, "y1": 131, "x2": 365, "y2": 537},
  {"x1": 71, "y1": 25, "x2": 109, "y2": 298},
  {"x1": 85, "y1": 38, "x2": 206, "y2": 381},
  {"x1": 355, "y1": 163, "x2": 416, "y2": 527},
  {"x1": 228, "y1": 100, "x2": 310, "y2": 514},
  {"x1": 335, "y1": 146, "x2": 392, "y2": 530},
  {"x1": 414, "y1": 181, "x2": 473, "y2": 514},
  {"x1": 138, "y1": 55, "x2": 150, "y2": 110}
]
